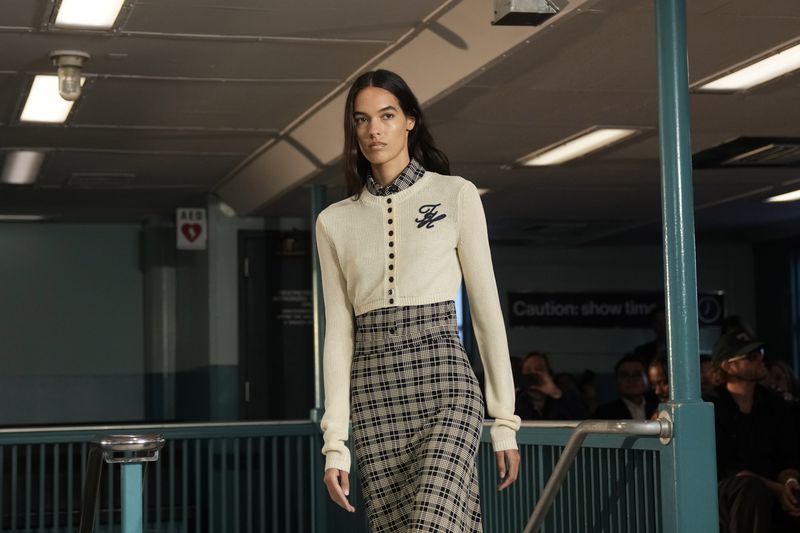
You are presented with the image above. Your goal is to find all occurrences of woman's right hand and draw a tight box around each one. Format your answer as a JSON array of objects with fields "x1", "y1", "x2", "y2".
[{"x1": 323, "y1": 468, "x2": 356, "y2": 512}]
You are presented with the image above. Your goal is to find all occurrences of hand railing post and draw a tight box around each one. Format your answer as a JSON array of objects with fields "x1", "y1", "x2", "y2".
[
  {"x1": 121, "y1": 463, "x2": 144, "y2": 533},
  {"x1": 79, "y1": 434, "x2": 165, "y2": 533}
]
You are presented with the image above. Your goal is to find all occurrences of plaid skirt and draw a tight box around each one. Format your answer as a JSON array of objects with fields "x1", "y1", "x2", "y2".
[{"x1": 351, "y1": 300, "x2": 485, "y2": 532}]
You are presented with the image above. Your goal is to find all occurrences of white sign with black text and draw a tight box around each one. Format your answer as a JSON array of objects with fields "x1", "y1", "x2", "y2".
[{"x1": 176, "y1": 208, "x2": 207, "y2": 250}]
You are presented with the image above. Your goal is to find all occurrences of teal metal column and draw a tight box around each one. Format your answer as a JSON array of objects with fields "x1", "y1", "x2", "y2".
[
  {"x1": 121, "y1": 463, "x2": 143, "y2": 533},
  {"x1": 654, "y1": 1, "x2": 718, "y2": 532},
  {"x1": 310, "y1": 184, "x2": 328, "y2": 533}
]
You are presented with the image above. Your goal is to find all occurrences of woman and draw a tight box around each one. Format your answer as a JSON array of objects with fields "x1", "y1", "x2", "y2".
[{"x1": 315, "y1": 69, "x2": 521, "y2": 531}]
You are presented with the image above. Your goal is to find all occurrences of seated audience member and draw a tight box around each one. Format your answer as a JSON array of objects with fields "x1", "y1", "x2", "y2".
[
  {"x1": 594, "y1": 354, "x2": 657, "y2": 420},
  {"x1": 764, "y1": 359, "x2": 800, "y2": 402},
  {"x1": 648, "y1": 356, "x2": 669, "y2": 404},
  {"x1": 700, "y1": 354, "x2": 718, "y2": 399},
  {"x1": 648, "y1": 356, "x2": 669, "y2": 419},
  {"x1": 515, "y1": 352, "x2": 588, "y2": 420},
  {"x1": 711, "y1": 329, "x2": 800, "y2": 533},
  {"x1": 579, "y1": 370, "x2": 599, "y2": 416}
]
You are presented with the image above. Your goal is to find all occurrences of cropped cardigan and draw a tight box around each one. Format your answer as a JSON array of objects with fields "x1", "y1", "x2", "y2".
[{"x1": 315, "y1": 171, "x2": 521, "y2": 472}]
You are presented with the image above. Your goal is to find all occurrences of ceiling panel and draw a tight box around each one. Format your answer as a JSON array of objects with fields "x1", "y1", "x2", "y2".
[
  {"x1": 0, "y1": 0, "x2": 45, "y2": 29},
  {"x1": 36, "y1": 151, "x2": 241, "y2": 188},
  {"x1": 0, "y1": 73, "x2": 20, "y2": 125},
  {"x1": 72, "y1": 78, "x2": 337, "y2": 130},
  {"x1": 0, "y1": 126, "x2": 268, "y2": 153},
  {"x1": 0, "y1": 187, "x2": 208, "y2": 220},
  {"x1": 124, "y1": 0, "x2": 446, "y2": 41},
  {"x1": 0, "y1": 33, "x2": 384, "y2": 80}
]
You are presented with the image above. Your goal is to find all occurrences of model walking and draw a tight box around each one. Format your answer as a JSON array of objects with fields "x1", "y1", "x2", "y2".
[{"x1": 315, "y1": 69, "x2": 521, "y2": 532}]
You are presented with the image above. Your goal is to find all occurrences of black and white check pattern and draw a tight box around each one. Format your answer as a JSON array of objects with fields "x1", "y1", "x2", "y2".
[
  {"x1": 351, "y1": 301, "x2": 484, "y2": 532},
  {"x1": 365, "y1": 158, "x2": 426, "y2": 196}
]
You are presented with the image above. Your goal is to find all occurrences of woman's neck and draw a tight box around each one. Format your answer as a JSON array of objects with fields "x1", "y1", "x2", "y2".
[{"x1": 371, "y1": 155, "x2": 410, "y2": 187}]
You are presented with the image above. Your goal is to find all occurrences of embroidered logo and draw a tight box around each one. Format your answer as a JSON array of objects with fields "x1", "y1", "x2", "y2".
[{"x1": 415, "y1": 203, "x2": 446, "y2": 229}]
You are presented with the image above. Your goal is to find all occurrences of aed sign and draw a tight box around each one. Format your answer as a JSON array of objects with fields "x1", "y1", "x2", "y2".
[{"x1": 176, "y1": 208, "x2": 207, "y2": 250}]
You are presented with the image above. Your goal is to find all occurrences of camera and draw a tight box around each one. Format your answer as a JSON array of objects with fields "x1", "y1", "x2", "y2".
[{"x1": 522, "y1": 373, "x2": 543, "y2": 388}]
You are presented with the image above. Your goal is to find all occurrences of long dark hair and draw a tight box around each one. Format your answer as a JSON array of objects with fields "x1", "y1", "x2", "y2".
[{"x1": 343, "y1": 69, "x2": 450, "y2": 197}]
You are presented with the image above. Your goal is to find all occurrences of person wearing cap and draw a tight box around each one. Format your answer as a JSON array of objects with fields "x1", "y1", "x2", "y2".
[{"x1": 711, "y1": 328, "x2": 800, "y2": 533}]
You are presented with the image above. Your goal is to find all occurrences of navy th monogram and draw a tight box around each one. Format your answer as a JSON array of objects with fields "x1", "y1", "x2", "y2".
[{"x1": 415, "y1": 203, "x2": 446, "y2": 229}]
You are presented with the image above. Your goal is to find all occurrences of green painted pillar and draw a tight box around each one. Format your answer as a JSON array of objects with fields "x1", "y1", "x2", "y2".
[{"x1": 654, "y1": 1, "x2": 719, "y2": 531}]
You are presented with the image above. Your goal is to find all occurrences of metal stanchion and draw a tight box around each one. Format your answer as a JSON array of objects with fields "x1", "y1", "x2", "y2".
[{"x1": 79, "y1": 434, "x2": 165, "y2": 533}]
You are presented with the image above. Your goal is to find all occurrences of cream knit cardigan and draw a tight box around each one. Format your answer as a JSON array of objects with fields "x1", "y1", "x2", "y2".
[{"x1": 315, "y1": 171, "x2": 521, "y2": 472}]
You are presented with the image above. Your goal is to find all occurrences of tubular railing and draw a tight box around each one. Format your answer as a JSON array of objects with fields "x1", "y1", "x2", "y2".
[
  {"x1": 0, "y1": 420, "x2": 669, "y2": 532},
  {"x1": 523, "y1": 418, "x2": 672, "y2": 533}
]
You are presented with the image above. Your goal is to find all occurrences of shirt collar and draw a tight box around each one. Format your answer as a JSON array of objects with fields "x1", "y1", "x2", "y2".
[
  {"x1": 365, "y1": 158, "x2": 426, "y2": 196},
  {"x1": 622, "y1": 396, "x2": 646, "y2": 420}
]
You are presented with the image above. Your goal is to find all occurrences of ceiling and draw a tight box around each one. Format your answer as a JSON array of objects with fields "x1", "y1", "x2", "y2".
[{"x1": 1, "y1": 0, "x2": 799, "y2": 245}]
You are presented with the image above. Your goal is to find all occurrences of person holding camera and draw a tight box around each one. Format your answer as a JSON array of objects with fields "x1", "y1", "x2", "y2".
[
  {"x1": 711, "y1": 329, "x2": 800, "y2": 533},
  {"x1": 515, "y1": 352, "x2": 588, "y2": 420}
]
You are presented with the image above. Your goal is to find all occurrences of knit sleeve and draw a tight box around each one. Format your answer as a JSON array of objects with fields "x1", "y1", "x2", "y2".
[
  {"x1": 315, "y1": 213, "x2": 355, "y2": 472},
  {"x1": 456, "y1": 181, "x2": 521, "y2": 451}
]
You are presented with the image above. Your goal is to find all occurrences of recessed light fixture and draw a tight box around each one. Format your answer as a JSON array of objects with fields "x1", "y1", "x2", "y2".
[
  {"x1": 54, "y1": 0, "x2": 126, "y2": 29},
  {"x1": 20, "y1": 75, "x2": 84, "y2": 123},
  {"x1": 518, "y1": 127, "x2": 639, "y2": 166},
  {"x1": 765, "y1": 189, "x2": 800, "y2": 203},
  {"x1": 1, "y1": 150, "x2": 45, "y2": 184},
  {"x1": 0, "y1": 215, "x2": 47, "y2": 221},
  {"x1": 698, "y1": 41, "x2": 800, "y2": 92}
]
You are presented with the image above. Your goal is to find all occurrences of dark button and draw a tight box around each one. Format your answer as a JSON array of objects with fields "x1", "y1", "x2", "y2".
[
  {"x1": 389, "y1": 326, "x2": 396, "y2": 334},
  {"x1": 389, "y1": 253, "x2": 394, "y2": 259},
  {"x1": 388, "y1": 219, "x2": 393, "y2": 224},
  {"x1": 388, "y1": 289, "x2": 394, "y2": 295},
  {"x1": 387, "y1": 207, "x2": 393, "y2": 213},
  {"x1": 386, "y1": 198, "x2": 392, "y2": 204},
  {"x1": 389, "y1": 241, "x2": 394, "y2": 247},
  {"x1": 389, "y1": 264, "x2": 394, "y2": 270},
  {"x1": 389, "y1": 276, "x2": 394, "y2": 282},
  {"x1": 388, "y1": 230, "x2": 394, "y2": 236},
  {"x1": 389, "y1": 298, "x2": 394, "y2": 304}
]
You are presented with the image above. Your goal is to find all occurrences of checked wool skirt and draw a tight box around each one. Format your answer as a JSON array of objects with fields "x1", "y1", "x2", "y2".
[{"x1": 351, "y1": 300, "x2": 485, "y2": 532}]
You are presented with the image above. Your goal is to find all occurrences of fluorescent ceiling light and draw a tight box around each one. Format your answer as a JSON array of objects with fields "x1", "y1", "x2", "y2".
[
  {"x1": 20, "y1": 75, "x2": 84, "y2": 123},
  {"x1": 1, "y1": 150, "x2": 45, "y2": 184},
  {"x1": 519, "y1": 128, "x2": 638, "y2": 166},
  {"x1": 765, "y1": 189, "x2": 800, "y2": 203},
  {"x1": 699, "y1": 42, "x2": 800, "y2": 92},
  {"x1": 0, "y1": 215, "x2": 47, "y2": 221},
  {"x1": 55, "y1": 0, "x2": 125, "y2": 29}
]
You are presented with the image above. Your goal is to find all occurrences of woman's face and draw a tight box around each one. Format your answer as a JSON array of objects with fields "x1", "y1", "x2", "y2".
[{"x1": 353, "y1": 87, "x2": 415, "y2": 174}]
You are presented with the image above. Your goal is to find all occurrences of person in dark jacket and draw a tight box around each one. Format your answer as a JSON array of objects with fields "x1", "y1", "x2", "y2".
[
  {"x1": 594, "y1": 354, "x2": 658, "y2": 420},
  {"x1": 711, "y1": 329, "x2": 800, "y2": 533},
  {"x1": 515, "y1": 352, "x2": 587, "y2": 420}
]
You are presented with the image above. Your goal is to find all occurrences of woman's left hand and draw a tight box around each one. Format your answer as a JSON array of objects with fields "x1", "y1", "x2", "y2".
[{"x1": 495, "y1": 449, "x2": 521, "y2": 491}]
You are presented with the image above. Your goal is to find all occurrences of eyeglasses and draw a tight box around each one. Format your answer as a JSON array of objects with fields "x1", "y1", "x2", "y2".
[{"x1": 725, "y1": 347, "x2": 764, "y2": 363}]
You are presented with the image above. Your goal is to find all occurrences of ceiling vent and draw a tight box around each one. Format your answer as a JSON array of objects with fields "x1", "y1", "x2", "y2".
[
  {"x1": 694, "y1": 137, "x2": 800, "y2": 168},
  {"x1": 67, "y1": 172, "x2": 136, "y2": 188}
]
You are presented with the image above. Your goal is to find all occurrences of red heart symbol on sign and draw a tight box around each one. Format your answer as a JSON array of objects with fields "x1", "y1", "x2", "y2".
[{"x1": 181, "y1": 223, "x2": 202, "y2": 243}]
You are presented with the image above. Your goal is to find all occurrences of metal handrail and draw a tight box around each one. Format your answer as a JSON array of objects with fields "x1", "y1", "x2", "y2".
[
  {"x1": 0, "y1": 419, "x2": 312, "y2": 435},
  {"x1": 523, "y1": 415, "x2": 673, "y2": 533},
  {"x1": 78, "y1": 434, "x2": 165, "y2": 533}
]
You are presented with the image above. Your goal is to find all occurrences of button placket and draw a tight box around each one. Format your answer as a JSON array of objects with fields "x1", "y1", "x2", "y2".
[{"x1": 385, "y1": 196, "x2": 396, "y2": 305}]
